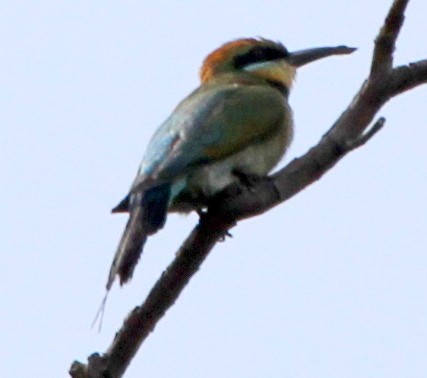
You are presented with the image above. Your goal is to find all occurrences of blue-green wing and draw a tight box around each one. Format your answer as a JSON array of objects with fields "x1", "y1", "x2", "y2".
[{"x1": 132, "y1": 84, "x2": 286, "y2": 191}]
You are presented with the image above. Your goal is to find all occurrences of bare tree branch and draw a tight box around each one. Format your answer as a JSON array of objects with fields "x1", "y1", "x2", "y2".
[
  {"x1": 70, "y1": 1, "x2": 427, "y2": 377},
  {"x1": 371, "y1": 0, "x2": 408, "y2": 76},
  {"x1": 389, "y1": 60, "x2": 427, "y2": 96}
]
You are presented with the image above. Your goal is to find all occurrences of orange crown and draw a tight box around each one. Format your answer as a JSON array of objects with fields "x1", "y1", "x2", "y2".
[{"x1": 200, "y1": 38, "x2": 260, "y2": 83}]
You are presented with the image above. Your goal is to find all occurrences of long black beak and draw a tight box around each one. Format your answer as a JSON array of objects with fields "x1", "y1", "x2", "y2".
[{"x1": 288, "y1": 46, "x2": 357, "y2": 67}]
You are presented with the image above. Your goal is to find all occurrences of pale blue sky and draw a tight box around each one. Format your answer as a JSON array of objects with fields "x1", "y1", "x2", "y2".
[{"x1": 2, "y1": 1, "x2": 427, "y2": 377}]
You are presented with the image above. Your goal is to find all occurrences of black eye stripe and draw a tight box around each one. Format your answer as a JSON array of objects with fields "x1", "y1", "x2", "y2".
[{"x1": 234, "y1": 46, "x2": 289, "y2": 69}]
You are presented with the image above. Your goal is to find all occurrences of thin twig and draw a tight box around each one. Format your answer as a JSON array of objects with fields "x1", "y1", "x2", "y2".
[
  {"x1": 346, "y1": 117, "x2": 386, "y2": 150},
  {"x1": 371, "y1": 0, "x2": 409, "y2": 76}
]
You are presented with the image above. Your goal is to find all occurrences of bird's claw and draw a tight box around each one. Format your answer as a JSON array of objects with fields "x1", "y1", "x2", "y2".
[
  {"x1": 232, "y1": 170, "x2": 263, "y2": 188},
  {"x1": 219, "y1": 230, "x2": 233, "y2": 242}
]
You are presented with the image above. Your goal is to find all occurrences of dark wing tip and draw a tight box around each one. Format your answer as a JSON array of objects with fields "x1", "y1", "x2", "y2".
[{"x1": 112, "y1": 195, "x2": 130, "y2": 213}]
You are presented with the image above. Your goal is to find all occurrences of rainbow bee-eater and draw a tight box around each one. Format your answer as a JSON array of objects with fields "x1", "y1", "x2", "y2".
[{"x1": 106, "y1": 38, "x2": 355, "y2": 290}]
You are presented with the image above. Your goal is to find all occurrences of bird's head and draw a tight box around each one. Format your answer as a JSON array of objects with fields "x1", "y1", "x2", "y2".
[{"x1": 200, "y1": 38, "x2": 355, "y2": 92}]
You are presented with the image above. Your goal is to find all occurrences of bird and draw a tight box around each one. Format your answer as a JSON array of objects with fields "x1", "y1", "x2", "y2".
[{"x1": 106, "y1": 38, "x2": 356, "y2": 291}]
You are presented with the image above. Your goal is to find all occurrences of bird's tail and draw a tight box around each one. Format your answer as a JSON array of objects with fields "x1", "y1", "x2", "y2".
[{"x1": 106, "y1": 184, "x2": 171, "y2": 290}]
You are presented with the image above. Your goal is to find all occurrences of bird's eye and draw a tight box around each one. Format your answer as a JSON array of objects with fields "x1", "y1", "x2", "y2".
[{"x1": 234, "y1": 46, "x2": 289, "y2": 69}]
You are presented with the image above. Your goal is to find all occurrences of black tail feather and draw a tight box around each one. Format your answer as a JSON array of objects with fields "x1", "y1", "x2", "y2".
[
  {"x1": 140, "y1": 184, "x2": 170, "y2": 234},
  {"x1": 106, "y1": 207, "x2": 147, "y2": 290},
  {"x1": 106, "y1": 184, "x2": 171, "y2": 290}
]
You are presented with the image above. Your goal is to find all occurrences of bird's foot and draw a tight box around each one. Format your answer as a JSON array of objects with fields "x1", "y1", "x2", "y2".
[
  {"x1": 198, "y1": 205, "x2": 233, "y2": 241},
  {"x1": 232, "y1": 170, "x2": 263, "y2": 191},
  {"x1": 218, "y1": 230, "x2": 233, "y2": 242}
]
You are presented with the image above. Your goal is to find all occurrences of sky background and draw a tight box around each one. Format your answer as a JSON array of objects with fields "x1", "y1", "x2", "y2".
[{"x1": 2, "y1": 1, "x2": 427, "y2": 377}]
